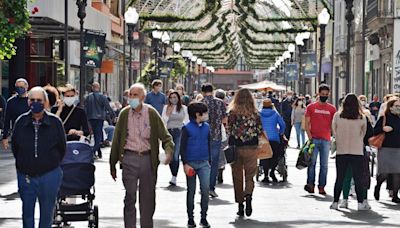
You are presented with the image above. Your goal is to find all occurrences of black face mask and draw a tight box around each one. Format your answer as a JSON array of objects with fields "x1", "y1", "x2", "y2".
[{"x1": 320, "y1": 96, "x2": 328, "y2": 103}]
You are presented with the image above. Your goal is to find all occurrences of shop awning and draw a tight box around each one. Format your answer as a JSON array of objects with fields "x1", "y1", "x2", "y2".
[{"x1": 239, "y1": 80, "x2": 286, "y2": 91}]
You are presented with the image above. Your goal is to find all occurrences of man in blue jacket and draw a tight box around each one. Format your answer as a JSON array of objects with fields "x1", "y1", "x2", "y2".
[
  {"x1": 84, "y1": 82, "x2": 115, "y2": 158},
  {"x1": 2, "y1": 78, "x2": 30, "y2": 150},
  {"x1": 12, "y1": 86, "x2": 66, "y2": 228}
]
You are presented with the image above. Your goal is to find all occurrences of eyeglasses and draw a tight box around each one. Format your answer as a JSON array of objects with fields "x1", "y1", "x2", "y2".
[{"x1": 29, "y1": 98, "x2": 43, "y2": 103}]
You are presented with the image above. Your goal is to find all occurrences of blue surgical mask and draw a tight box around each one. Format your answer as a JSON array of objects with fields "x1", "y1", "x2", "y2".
[
  {"x1": 30, "y1": 101, "x2": 44, "y2": 114},
  {"x1": 16, "y1": 87, "x2": 26, "y2": 96},
  {"x1": 129, "y1": 98, "x2": 140, "y2": 109}
]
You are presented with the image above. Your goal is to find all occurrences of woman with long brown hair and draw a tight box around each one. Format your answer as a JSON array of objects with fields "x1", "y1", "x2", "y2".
[
  {"x1": 330, "y1": 93, "x2": 369, "y2": 211},
  {"x1": 226, "y1": 88, "x2": 263, "y2": 217}
]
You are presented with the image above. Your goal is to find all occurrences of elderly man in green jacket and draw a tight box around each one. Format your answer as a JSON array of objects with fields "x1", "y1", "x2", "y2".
[{"x1": 110, "y1": 83, "x2": 174, "y2": 228}]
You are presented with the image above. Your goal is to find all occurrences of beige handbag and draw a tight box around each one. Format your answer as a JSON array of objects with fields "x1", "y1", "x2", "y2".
[{"x1": 257, "y1": 133, "x2": 273, "y2": 160}]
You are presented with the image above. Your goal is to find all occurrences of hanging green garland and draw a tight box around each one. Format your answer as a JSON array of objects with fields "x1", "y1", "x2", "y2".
[
  {"x1": 139, "y1": 0, "x2": 220, "y2": 23},
  {"x1": 142, "y1": 14, "x2": 219, "y2": 32},
  {"x1": 0, "y1": 1, "x2": 31, "y2": 60}
]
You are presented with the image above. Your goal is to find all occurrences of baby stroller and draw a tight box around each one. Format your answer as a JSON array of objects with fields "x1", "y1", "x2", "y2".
[
  {"x1": 276, "y1": 135, "x2": 289, "y2": 182},
  {"x1": 53, "y1": 140, "x2": 98, "y2": 228}
]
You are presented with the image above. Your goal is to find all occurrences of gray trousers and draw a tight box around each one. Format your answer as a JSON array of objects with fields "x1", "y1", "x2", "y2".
[{"x1": 122, "y1": 151, "x2": 156, "y2": 228}]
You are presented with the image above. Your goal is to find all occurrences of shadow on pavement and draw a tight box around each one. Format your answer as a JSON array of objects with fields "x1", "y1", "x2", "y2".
[
  {"x1": 216, "y1": 183, "x2": 234, "y2": 189},
  {"x1": 340, "y1": 209, "x2": 387, "y2": 224},
  {"x1": 257, "y1": 182, "x2": 293, "y2": 189},
  {"x1": 379, "y1": 201, "x2": 400, "y2": 210},
  {"x1": 301, "y1": 194, "x2": 333, "y2": 202},
  {"x1": 208, "y1": 197, "x2": 234, "y2": 206},
  {"x1": 229, "y1": 217, "x2": 399, "y2": 227},
  {"x1": 161, "y1": 185, "x2": 186, "y2": 192},
  {"x1": 0, "y1": 192, "x2": 19, "y2": 201}
]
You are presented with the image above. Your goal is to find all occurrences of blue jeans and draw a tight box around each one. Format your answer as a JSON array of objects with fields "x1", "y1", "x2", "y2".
[
  {"x1": 209, "y1": 140, "x2": 222, "y2": 191},
  {"x1": 104, "y1": 126, "x2": 115, "y2": 142},
  {"x1": 186, "y1": 161, "x2": 210, "y2": 220},
  {"x1": 89, "y1": 119, "x2": 104, "y2": 156},
  {"x1": 17, "y1": 167, "x2": 63, "y2": 228},
  {"x1": 294, "y1": 122, "x2": 305, "y2": 147},
  {"x1": 307, "y1": 139, "x2": 330, "y2": 188},
  {"x1": 168, "y1": 128, "x2": 182, "y2": 177}
]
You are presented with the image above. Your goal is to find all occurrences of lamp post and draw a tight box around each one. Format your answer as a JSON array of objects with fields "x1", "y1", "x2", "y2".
[
  {"x1": 151, "y1": 27, "x2": 162, "y2": 84},
  {"x1": 76, "y1": 0, "x2": 87, "y2": 105},
  {"x1": 283, "y1": 51, "x2": 291, "y2": 91},
  {"x1": 318, "y1": 8, "x2": 330, "y2": 85},
  {"x1": 124, "y1": 7, "x2": 139, "y2": 86},
  {"x1": 161, "y1": 32, "x2": 170, "y2": 92},
  {"x1": 191, "y1": 55, "x2": 197, "y2": 93},
  {"x1": 173, "y1": 43, "x2": 182, "y2": 83},
  {"x1": 345, "y1": 0, "x2": 354, "y2": 93},
  {"x1": 196, "y1": 58, "x2": 203, "y2": 91},
  {"x1": 288, "y1": 44, "x2": 296, "y2": 91},
  {"x1": 182, "y1": 50, "x2": 192, "y2": 93},
  {"x1": 296, "y1": 34, "x2": 305, "y2": 95}
]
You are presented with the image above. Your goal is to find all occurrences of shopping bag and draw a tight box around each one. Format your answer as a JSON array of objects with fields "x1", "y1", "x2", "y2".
[
  {"x1": 257, "y1": 134, "x2": 273, "y2": 160},
  {"x1": 296, "y1": 140, "x2": 315, "y2": 170}
]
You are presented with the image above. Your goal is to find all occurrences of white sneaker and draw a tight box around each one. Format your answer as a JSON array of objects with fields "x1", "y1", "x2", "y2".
[
  {"x1": 339, "y1": 199, "x2": 348, "y2": 208},
  {"x1": 169, "y1": 176, "x2": 177, "y2": 186},
  {"x1": 358, "y1": 202, "x2": 371, "y2": 211},
  {"x1": 330, "y1": 202, "x2": 338, "y2": 210},
  {"x1": 362, "y1": 200, "x2": 371, "y2": 209}
]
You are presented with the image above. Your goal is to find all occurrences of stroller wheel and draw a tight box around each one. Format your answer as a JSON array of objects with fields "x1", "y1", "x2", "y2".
[
  {"x1": 89, "y1": 205, "x2": 99, "y2": 228},
  {"x1": 256, "y1": 166, "x2": 263, "y2": 182}
]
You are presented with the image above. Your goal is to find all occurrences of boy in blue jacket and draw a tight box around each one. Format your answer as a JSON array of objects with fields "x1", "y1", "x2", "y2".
[{"x1": 180, "y1": 102, "x2": 211, "y2": 228}]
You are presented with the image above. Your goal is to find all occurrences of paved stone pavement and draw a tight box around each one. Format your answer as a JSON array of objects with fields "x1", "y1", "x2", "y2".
[{"x1": 1, "y1": 131, "x2": 400, "y2": 228}]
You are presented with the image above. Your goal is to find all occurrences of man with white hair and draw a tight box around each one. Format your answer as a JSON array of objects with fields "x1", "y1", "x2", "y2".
[
  {"x1": 110, "y1": 83, "x2": 174, "y2": 228},
  {"x1": 12, "y1": 86, "x2": 66, "y2": 228},
  {"x1": 2, "y1": 78, "x2": 30, "y2": 150}
]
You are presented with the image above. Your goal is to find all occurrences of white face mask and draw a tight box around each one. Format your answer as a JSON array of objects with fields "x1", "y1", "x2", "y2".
[{"x1": 63, "y1": 96, "x2": 77, "y2": 107}]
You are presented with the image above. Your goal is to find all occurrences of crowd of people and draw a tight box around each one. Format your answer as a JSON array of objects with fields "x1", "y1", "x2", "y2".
[{"x1": 1, "y1": 77, "x2": 400, "y2": 228}]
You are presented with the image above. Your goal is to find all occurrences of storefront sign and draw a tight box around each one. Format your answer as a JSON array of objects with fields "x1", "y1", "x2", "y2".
[
  {"x1": 393, "y1": 1, "x2": 400, "y2": 93},
  {"x1": 159, "y1": 60, "x2": 174, "y2": 78},
  {"x1": 286, "y1": 63, "x2": 299, "y2": 81},
  {"x1": 83, "y1": 30, "x2": 106, "y2": 68},
  {"x1": 302, "y1": 52, "x2": 317, "y2": 78}
]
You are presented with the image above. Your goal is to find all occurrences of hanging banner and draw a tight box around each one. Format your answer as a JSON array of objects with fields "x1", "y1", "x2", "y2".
[
  {"x1": 83, "y1": 30, "x2": 106, "y2": 68},
  {"x1": 276, "y1": 71, "x2": 285, "y2": 85},
  {"x1": 302, "y1": 52, "x2": 317, "y2": 78},
  {"x1": 159, "y1": 60, "x2": 174, "y2": 78},
  {"x1": 286, "y1": 63, "x2": 299, "y2": 81},
  {"x1": 392, "y1": 1, "x2": 400, "y2": 93}
]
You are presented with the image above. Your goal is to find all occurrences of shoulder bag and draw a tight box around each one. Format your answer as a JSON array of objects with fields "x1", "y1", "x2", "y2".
[
  {"x1": 368, "y1": 115, "x2": 386, "y2": 149},
  {"x1": 63, "y1": 105, "x2": 76, "y2": 125}
]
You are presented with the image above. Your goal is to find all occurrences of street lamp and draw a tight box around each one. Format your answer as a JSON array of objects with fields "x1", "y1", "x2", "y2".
[
  {"x1": 296, "y1": 33, "x2": 305, "y2": 95},
  {"x1": 191, "y1": 55, "x2": 197, "y2": 93},
  {"x1": 318, "y1": 8, "x2": 330, "y2": 84},
  {"x1": 124, "y1": 7, "x2": 139, "y2": 85},
  {"x1": 288, "y1": 44, "x2": 296, "y2": 61},
  {"x1": 182, "y1": 50, "x2": 192, "y2": 92},
  {"x1": 196, "y1": 58, "x2": 202, "y2": 91},
  {"x1": 345, "y1": 0, "x2": 354, "y2": 93},
  {"x1": 151, "y1": 26, "x2": 162, "y2": 83},
  {"x1": 283, "y1": 51, "x2": 291, "y2": 90},
  {"x1": 173, "y1": 42, "x2": 181, "y2": 54},
  {"x1": 76, "y1": 0, "x2": 87, "y2": 105}
]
